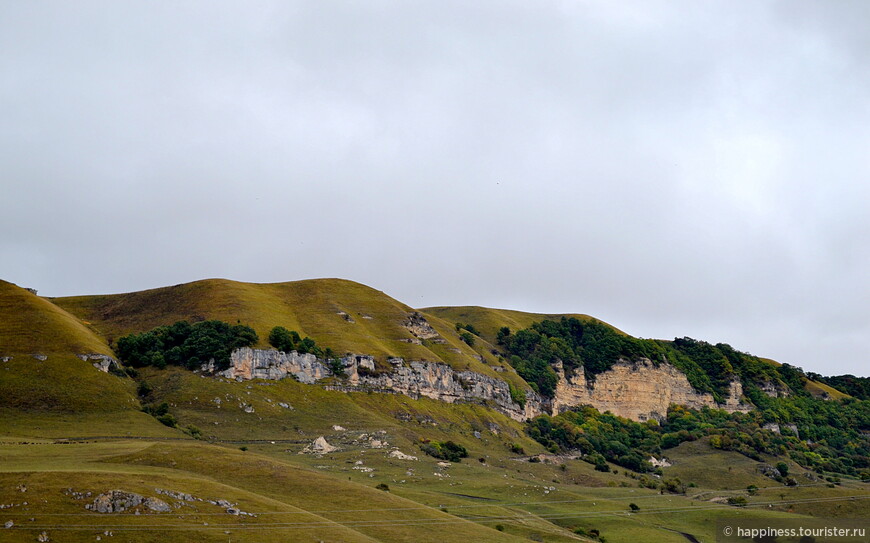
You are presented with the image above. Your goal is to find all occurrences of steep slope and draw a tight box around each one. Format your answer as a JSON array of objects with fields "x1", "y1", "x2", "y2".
[
  {"x1": 0, "y1": 280, "x2": 111, "y2": 356},
  {"x1": 0, "y1": 280, "x2": 171, "y2": 436},
  {"x1": 428, "y1": 305, "x2": 840, "y2": 400},
  {"x1": 52, "y1": 278, "x2": 520, "y2": 382}
]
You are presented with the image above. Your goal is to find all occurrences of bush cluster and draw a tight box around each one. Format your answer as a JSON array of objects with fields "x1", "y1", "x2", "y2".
[
  {"x1": 116, "y1": 320, "x2": 257, "y2": 371},
  {"x1": 420, "y1": 440, "x2": 469, "y2": 462}
]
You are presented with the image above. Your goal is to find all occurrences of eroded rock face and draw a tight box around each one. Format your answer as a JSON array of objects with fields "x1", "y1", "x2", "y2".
[
  {"x1": 338, "y1": 356, "x2": 543, "y2": 421},
  {"x1": 215, "y1": 349, "x2": 749, "y2": 422},
  {"x1": 402, "y1": 312, "x2": 442, "y2": 341},
  {"x1": 759, "y1": 380, "x2": 789, "y2": 398},
  {"x1": 216, "y1": 347, "x2": 329, "y2": 384},
  {"x1": 552, "y1": 359, "x2": 749, "y2": 422}
]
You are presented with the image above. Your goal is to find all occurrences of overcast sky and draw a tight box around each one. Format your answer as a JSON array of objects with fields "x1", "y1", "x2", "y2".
[{"x1": 2, "y1": 1, "x2": 868, "y2": 376}]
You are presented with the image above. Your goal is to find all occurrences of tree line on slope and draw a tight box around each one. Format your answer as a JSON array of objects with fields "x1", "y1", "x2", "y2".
[
  {"x1": 527, "y1": 398, "x2": 870, "y2": 479},
  {"x1": 498, "y1": 317, "x2": 804, "y2": 402},
  {"x1": 116, "y1": 321, "x2": 329, "y2": 371}
]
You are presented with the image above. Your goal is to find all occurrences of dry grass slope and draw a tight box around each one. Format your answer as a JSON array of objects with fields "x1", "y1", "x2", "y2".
[
  {"x1": 52, "y1": 278, "x2": 524, "y2": 383},
  {"x1": 0, "y1": 280, "x2": 111, "y2": 356}
]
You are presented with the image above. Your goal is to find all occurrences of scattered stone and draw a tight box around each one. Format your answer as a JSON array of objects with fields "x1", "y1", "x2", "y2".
[
  {"x1": 369, "y1": 439, "x2": 386, "y2": 449},
  {"x1": 437, "y1": 462, "x2": 451, "y2": 468},
  {"x1": 4, "y1": 520, "x2": 12, "y2": 529},
  {"x1": 17, "y1": 484, "x2": 26, "y2": 493},
  {"x1": 37, "y1": 531, "x2": 49, "y2": 541},
  {"x1": 757, "y1": 464, "x2": 781, "y2": 479},
  {"x1": 332, "y1": 425, "x2": 346, "y2": 431},
  {"x1": 473, "y1": 431, "x2": 482, "y2": 439},
  {"x1": 155, "y1": 489, "x2": 197, "y2": 502},
  {"x1": 31, "y1": 354, "x2": 47, "y2": 361},
  {"x1": 278, "y1": 402, "x2": 292, "y2": 409},
  {"x1": 300, "y1": 436, "x2": 338, "y2": 454},
  {"x1": 226, "y1": 507, "x2": 240, "y2": 515},
  {"x1": 89, "y1": 491, "x2": 143, "y2": 513},
  {"x1": 388, "y1": 450, "x2": 418, "y2": 461},
  {"x1": 143, "y1": 497, "x2": 170, "y2": 513}
]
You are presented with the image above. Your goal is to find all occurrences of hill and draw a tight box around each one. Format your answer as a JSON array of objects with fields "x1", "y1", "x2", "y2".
[
  {"x1": 52, "y1": 278, "x2": 523, "y2": 382},
  {"x1": 0, "y1": 280, "x2": 172, "y2": 436},
  {"x1": 1, "y1": 276, "x2": 869, "y2": 541},
  {"x1": 0, "y1": 280, "x2": 111, "y2": 356},
  {"x1": 423, "y1": 305, "x2": 611, "y2": 345}
]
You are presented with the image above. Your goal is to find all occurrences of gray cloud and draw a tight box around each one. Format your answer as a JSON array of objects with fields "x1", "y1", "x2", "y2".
[{"x1": 2, "y1": 1, "x2": 868, "y2": 375}]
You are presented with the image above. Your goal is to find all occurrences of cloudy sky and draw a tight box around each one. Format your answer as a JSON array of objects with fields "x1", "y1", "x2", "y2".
[{"x1": 2, "y1": 1, "x2": 868, "y2": 375}]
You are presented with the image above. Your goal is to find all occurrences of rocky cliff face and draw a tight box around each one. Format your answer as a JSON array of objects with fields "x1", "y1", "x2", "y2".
[
  {"x1": 552, "y1": 359, "x2": 749, "y2": 422},
  {"x1": 338, "y1": 355, "x2": 544, "y2": 421},
  {"x1": 210, "y1": 349, "x2": 749, "y2": 422},
  {"x1": 213, "y1": 347, "x2": 329, "y2": 384}
]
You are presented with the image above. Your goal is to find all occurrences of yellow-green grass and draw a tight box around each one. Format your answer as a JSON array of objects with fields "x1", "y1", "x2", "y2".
[
  {"x1": 0, "y1": 353, "x2": 174, "y2": 440},
  {"x1": 135, "y1": 367, "x2": 541, "y2": 451},
  {"x1": 421, "y1": 305, "x2": 619, "y2": 346},
  {"x1": 759, "y1": 357, "x2": 850, "y2": 399},
  {"x1": 804, "y1": 378, "x2": 849, "y2": 400},
  {"x1": 0, "y1": 280, "x2": 111, "y2": 356},
  {"x1": 52, "y1": 278, "x2": 521, "y2": 383}
]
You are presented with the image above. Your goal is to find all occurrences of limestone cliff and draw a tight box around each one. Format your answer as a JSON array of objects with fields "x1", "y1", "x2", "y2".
[
  {"x1": 213, "y1": 347, "x2": 329, "y2": 384},
  {"x1": 209, "y1": 348, "x2": 750, "y2": 422},
  {"x1": 552, "y1": 359, "x2": 749, "y2": 422}
]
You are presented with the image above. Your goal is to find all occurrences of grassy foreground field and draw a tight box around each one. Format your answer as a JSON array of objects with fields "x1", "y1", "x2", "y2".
[{"x1": 2, "y1": 368, "x2": 868, "y2": 542}]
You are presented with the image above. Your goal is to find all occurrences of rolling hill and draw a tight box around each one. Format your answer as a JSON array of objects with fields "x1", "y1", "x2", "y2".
[{"x1": 52, "y1": 278, "x2": 522, "y2": 382}]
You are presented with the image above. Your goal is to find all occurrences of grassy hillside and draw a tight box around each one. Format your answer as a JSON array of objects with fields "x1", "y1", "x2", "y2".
[
  {"x1": 0, "y1": 280, "x2": 173, "y2": 436},
  {"x1": 52, "y1": 278, "x2": 521, "y2": 382},
  {"x1": 0, "y1": 280, "x2": 111, "y2": 356},
  {"x1": 423, "y1": 305, "x2": 617, "y2": 345}
]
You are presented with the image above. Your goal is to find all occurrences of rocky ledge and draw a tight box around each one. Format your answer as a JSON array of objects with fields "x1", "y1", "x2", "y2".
[{"x1": 204, "y1": 348, "x2": 750, "y2": 422}]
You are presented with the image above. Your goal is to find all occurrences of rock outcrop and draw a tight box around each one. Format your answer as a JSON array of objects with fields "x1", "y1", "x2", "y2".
[
  {"x1": 337, "y1": 356, "x2": 543, "y2": 421},
  {"x1": 77, "y1": 353, "x2": 120, "y2": 373},
  {"x1": 213, "y1": 347, "x2": 330, "y2": 384},
  {"x1": 209, "y1": 348, "x2": 750, "y2": 422},
  {"x1": 301, "y1": 436, "x2": 338, "y2": 454},
  {"x1": 402, "y1": 312, "x2": 444, "y2": 342},
  {"x1": 551, "y1": 359, "x2": 750, "y2": 422}
]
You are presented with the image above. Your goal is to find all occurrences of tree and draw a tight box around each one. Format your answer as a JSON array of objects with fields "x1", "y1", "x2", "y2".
[{"x1": 268, "y1": 326, "x2": 296, "y2": 352}]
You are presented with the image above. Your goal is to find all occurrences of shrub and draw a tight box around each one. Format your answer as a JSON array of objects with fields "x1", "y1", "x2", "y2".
[
  {"x1": 421, "y1": 440, "x2": 469, "y2": 462},
  {"x1": 156, "y1": 414, "x2": 177, "y2": 428},
  {"x1": 628, "y1": 503, "x2": 640, "y2": 512},
  {"x1": 727, "y1": 496, "x2": 748, "y2": 506},
  {"x1": 375, "y1": 483, "x2": 390, "y2": 492},
  {"x1": 137, "y1": 381, "x2": 153, "y2": 397},
  {"x1": 509, "y1": 384, "x2": 526, "y2": 408}
]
